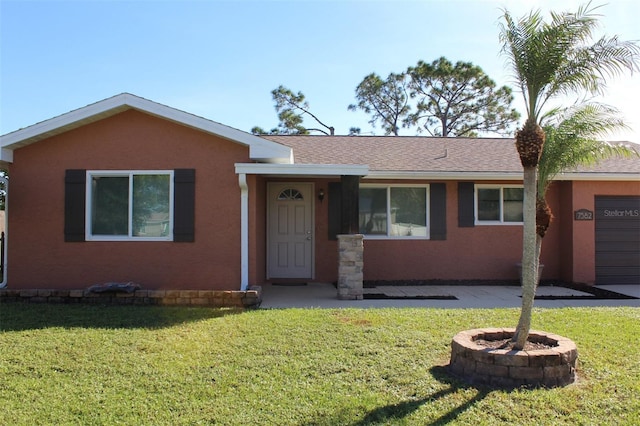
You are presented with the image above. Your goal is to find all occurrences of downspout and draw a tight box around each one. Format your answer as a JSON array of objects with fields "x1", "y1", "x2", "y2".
[
  {"x1": 0, "y1": 176, "x2": 7, "y2": 288},
  {"x1": 238, "y1": 173, "x2": 249, "y2": 291}
]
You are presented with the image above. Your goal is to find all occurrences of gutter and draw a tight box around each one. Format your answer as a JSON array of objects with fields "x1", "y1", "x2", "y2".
[
  {"x1": 0, "y1": 176, "x2": 7, "y2": 288},
  {"x1": 238, "y1": 173, "x2": 249, "y2": 291}
]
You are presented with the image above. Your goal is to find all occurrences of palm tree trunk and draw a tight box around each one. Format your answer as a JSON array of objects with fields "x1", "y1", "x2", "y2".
[
  {"x1": 535, "y1": 234, "x2": 543, "y2": 283},
  {"x1": 513, "y1": 166, "x2": 538, "y2": 350}
]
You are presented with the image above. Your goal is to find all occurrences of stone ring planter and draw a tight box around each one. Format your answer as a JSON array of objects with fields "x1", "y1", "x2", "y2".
[{"x1": 449, "y1": 328, "x2": 577, "y2": 389}]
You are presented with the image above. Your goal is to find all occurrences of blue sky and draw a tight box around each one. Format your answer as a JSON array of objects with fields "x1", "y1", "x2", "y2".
[{"x1": 1, "y1": 0, "x2": 639, "y2": 142}]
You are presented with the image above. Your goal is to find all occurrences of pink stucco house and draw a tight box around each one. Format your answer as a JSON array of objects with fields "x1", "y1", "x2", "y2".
[{"x1": 0, "y1": 94, "x2": 638, "y2": 304}]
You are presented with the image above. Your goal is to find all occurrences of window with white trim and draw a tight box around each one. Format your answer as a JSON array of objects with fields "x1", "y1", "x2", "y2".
[
  {"x1": 359, "y1": 185, "x2": 429, "y2": 238},
  {"x1": 475, "y1": 185, "x2": 523, "y2": 224},
  {"x1": 86, "y1": 171, "x2": 174, "y2": 240}
]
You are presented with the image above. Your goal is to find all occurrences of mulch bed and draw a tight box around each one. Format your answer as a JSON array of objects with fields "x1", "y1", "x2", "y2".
[
  {"x1": 537, "y1": 282, "x2": 638, "y2": 300},
  {"x1": 363, "y1": 279, "x2": 518, "y2": 288},
  {"x1": 474, "y1": 338, "x2": 554, "y2": 351},
  {"x1": 363, "y1": 280, "x2": 638, "y2": 300}
]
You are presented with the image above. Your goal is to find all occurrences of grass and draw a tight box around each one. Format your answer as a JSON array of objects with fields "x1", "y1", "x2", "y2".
[{"x1": 1, "y1": 304, "x2": 639, "y2": 425}]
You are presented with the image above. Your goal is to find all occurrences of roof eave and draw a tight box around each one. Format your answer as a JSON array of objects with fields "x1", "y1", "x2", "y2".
[
  {"x1": 235, "y1": 163, "x2": 369, "y2": 177},
  {"x1": 554, "y1": 172, "x2": 640, "y2": 181},
  {"x1": 0, "y1": 93, "x2": 292, "y2": 164},
  {"x1": 364, "y1": 171, "x2": 524, "y2": 181},
  {"x1": 364, "y1": 170, "x2": 640, "y2": 181},
  {"x1": 0, "y1": 102, "x2": 130, "y2": 150}
]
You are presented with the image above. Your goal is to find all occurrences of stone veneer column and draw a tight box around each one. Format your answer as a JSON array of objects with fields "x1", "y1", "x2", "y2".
[{"x1": 337, "y1": 234, "x2": 364, "y2": 300}]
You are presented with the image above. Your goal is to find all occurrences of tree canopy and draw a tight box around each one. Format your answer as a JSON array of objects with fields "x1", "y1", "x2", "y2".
[
  {"x1": 405, "y1": 57, "x2": 520, "y2": 137},
  {"x1": 348, "y1": 72, "x2": 410, "y2": 136},
  {"x1": 251, "y1": 85, "x2": 335, "y2": 135},
  {"x1": 347, "y1": 57, "x2": 520, "y2": 137},
  {"x1": 255, "y1": 57, "x2": 521, "y2": 137}
]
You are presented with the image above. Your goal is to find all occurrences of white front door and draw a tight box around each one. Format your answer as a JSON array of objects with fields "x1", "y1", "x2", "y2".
[{"x1": 267, "y1": 183, "x2": 314, "y2": 279}]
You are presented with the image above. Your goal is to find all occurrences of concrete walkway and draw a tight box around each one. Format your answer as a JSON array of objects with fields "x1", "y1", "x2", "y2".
[{"x1": 259, "y1": 282, "x2": 640, "y2": 309}]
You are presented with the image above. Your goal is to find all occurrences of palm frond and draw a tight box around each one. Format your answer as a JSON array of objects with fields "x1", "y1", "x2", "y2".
[
  {"x1": 499, "y1": 3, "x2": 640, "y2": 125},
  {"x1": 538, "y1": 103, "x2": 639, "y2": 195}
]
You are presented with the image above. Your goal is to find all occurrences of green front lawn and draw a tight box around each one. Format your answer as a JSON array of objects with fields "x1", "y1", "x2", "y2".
[{"x1": 1, "y1": 304, "x2": 638, "y2": 425}]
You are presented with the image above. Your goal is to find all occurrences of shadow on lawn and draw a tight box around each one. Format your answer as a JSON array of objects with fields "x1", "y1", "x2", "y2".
[
  {"x1": 0, "y1": 303, "x2": 244, "y2": 331},
  {"x1": 304, "y1": 366, "x2": 491, "y2": 426}
]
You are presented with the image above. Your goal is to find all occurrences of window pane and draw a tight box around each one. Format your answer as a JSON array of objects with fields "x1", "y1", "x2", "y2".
[
  {"x1": 133, "y1": 175, "x2": 170, "y2": 237},
  {"x1": 277, "y1": 188, "x2": 303, "y2": 200},
  {"x1": 503, "y1": 188, "x2": 524, "y2": 222},
  {"x1": 390, "y1": 187, "x2": 427, "y2": 236},
  {"x1": 92, "y1": 176, "x2": 129, "y2": 235},
  {"x1": 477, "y1": 188, "x2": 500, "y2": 221},
  {"x1": 359, "y1": 188, "x2": 387, "y2": 235}
]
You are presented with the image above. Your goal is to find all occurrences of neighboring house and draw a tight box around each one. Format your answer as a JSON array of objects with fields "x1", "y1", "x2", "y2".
[{"x1": 0, "y1": 93, "x2": 638, "y2": 298}]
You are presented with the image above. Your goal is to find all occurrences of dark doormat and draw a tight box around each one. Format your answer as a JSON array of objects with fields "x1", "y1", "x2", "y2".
[
  {"x1": 363, "y1": 279, "x2": 518, "y2": 287},
  {"x1": 271, "y1": 282, "x2": 308, "y2": 286},
  {"x1": 534, "y1": 284, "x2": 638, "y2": 300},
  {"x1": 364, "y1": 293, "x2": 458, "y2": 300}
]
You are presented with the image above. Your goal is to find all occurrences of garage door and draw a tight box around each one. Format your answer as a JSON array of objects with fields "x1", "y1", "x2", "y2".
[{"x1": 595, "y1": 196, "x2": 640, "y2": 285}]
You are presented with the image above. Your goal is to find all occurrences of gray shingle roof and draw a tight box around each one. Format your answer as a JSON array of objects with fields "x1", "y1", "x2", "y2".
[{"x1": 262, "y1": 135, "x2": 640, "y2": 177}]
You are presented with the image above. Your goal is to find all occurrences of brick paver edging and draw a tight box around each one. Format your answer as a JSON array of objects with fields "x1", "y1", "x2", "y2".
[
  {"x1": 449, "y1": 328, "x2": 577, "y2": 388},
  {"x1": 0, "y1": 287, "x2": 262, "y2": 308}
]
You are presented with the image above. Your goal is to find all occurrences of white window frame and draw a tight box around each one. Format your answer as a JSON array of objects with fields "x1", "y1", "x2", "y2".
[
  {"x1": 359, "y1": 184, "x2": 430, "y2": 239},
  {"x1": 86, "y1": 170, "x2": 174, "y2": 241},
  {"x1": 475, "y1": 184, "x2": 524, "y2": 225}
]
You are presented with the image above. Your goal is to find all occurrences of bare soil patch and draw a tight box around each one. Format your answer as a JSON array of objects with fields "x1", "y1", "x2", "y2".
[{"x1": 474, "y1": 337, "x2": 554, "y2": 351}]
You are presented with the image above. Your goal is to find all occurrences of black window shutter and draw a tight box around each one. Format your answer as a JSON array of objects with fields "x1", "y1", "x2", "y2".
[
  {"x1": 64, "y1": 169, "x2": 86, "y2": 242},
  {"x1": 328, "y1": 182, "x2": 342, "y2": 240},
  {"x1": 340, "y1": 175, "x2": 360, "y2": 234},
  {"x1": 174, "y1": 169, "x2": 195, "y2": 242},
  {"x1": 429, "y1": 183, "x2": 446, "y2": 240},
  {"x1": 458, "y1": 182, "x2": 475, "y2": 227}
]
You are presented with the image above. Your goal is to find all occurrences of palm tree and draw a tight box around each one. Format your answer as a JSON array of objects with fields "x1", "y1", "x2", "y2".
[{"x1": 499, "y1": 3, "x2": 639, "y2": 349}]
